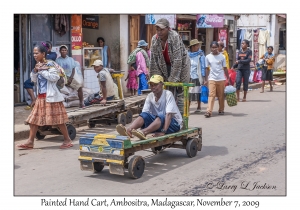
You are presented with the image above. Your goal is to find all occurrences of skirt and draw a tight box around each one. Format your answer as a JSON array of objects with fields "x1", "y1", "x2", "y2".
[
  {"x1": 261, "y1": 66, "x2": 273, "y2": 81},
  {"x1": 26, "y1": 95, "x2": 69, "y2": 126},
  {"x1": 189, "y1": 78, "x2": 201, "y2": 101}
]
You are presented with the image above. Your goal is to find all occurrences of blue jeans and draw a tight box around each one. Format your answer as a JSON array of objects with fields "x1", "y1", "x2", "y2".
[
  {"x1": 236, "y1": 69, "x2": 251, "y2": 91},
  {"x1": 24, "y1": 78, "x2": 34, "y2": 89},
  {"x1": 139, "y1": 112, "x2": 180, "y2": 134},
  {"x1": 138, "y1": 73, "x2": 148, "y2": 95}
]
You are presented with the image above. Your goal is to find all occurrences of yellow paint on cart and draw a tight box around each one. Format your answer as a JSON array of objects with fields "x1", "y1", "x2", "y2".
[{"x1": 106, "y1": 159, "x2": 124, "y2": 165}]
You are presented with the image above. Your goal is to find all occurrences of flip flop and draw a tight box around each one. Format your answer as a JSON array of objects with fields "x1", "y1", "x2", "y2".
[
  {"x1": 194, "y1": 109, "x2": 202, "y2": 114},
  {"x1": 17, "y1": 144, "x2": 34, "y2": 150},
  {"x1": 132, "y1": 129, "x2": 147, "y2": 140},
  {"x1": 116, "y1": 124, "x2": 129, "y2": 136},
  {"x1": 59, "y1": 143, "x2": 73, "y2": 149},
  {"x1": 24, "y1": 106, "x2": 32, "y2": 110}
]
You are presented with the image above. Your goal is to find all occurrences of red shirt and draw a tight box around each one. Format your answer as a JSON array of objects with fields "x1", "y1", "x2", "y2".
[
  {"x1": 156, "y1": 34, "x2": 171, "y2": 65},
  {"x1": 162, "y1": 41, "x2": 171, "y2": 65}
]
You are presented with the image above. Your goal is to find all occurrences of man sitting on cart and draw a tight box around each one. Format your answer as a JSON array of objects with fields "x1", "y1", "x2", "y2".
[
  {"x1": 116, "y1": 75, "x2": 182, "y2": 140},
  {"x1": 91, "y1": 60, "x2": 115, "y2": 105}
]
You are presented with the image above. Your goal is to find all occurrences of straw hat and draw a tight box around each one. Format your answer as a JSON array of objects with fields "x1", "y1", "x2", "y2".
[{"x1": 188, "y1": 39, "x2": 202, "y2": 48}]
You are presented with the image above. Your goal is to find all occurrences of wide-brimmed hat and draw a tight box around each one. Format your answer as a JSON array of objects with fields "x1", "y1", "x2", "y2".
[
  {"x1": 137, "y1": 40, "x2": 148, "y2": 47},
  {"x1": 188, "y1": 39, "x2": 202, "y2": 48},
  {"x1": 148, "y1": 75, "x2": 164, "y2": 84},
  {"x1": 155, "y1": 18, "x2": 169, "y2": 29},
  {"x1": 91, "y1": 60, "x2": 103, "y2": 67}
]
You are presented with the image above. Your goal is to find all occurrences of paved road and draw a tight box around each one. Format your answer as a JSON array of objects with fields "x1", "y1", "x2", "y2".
[{"x1": 14, "y1": 84, "x2": 286, "y2": 196}]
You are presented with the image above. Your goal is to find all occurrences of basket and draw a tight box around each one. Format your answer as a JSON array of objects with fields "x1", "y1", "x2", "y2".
[{"x1": 225, "y1": 92, "x2": 237, "y2": 107}]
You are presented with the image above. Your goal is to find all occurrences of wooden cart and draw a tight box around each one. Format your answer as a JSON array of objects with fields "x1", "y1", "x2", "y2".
[
  {"x1": 29, "y1": 71, "x2": 147, "y2": 140},
  {"x1": 78, "y1": 82, "x2": 202, "y2": 179}
]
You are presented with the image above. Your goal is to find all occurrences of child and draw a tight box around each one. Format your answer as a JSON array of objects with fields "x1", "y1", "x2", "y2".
[{"x1": 125, "y1": 63, "x2": 138, "y2": 96}]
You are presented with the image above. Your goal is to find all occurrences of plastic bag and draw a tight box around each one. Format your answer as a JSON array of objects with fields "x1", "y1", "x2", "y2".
[
  {"x1": 249, "y1": 70, "x2": 255, "y2": 83},
  {"x1": 69, "y1": 61, "x2": 83, "y2": 90},
  {"x1": 113, "y1": 83, "x2": 120, "y2": 100},
  {"x1": 200, "y1": 86, "x2": 208, "y2": 104},
  {"x1": 224, "y1": 85, "x2": 236, "y2": 94}
]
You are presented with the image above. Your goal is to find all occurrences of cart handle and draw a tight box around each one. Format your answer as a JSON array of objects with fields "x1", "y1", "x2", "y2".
[
  {"x1": 163, "y1": 82, "x2": 195, "y2": 87},
  {"x1": 163, "y1": 82, "x2": 195, "y2": 129}
]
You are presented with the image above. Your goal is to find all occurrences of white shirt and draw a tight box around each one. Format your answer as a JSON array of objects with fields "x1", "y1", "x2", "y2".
[
  {"x1": 142, "y1": 90, "x2": 183, "y2": 128},
  {"x1": 205, "y1": 53, "x2": 226, "y2": 81}
]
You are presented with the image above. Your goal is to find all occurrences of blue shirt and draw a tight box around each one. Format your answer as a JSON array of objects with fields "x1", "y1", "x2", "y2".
[
  {"x1": 55, "y1": 55, "x2": 76, "y2": 77},
  {"x1": 37, "y1": 73, "x2": 47, "y2": 94},
  {"x1": 190, "y1": 56, "x2": 199, "y2": 79},
  {"x1": 46, "y1": 52, "x2": 57, "y2": 61}
]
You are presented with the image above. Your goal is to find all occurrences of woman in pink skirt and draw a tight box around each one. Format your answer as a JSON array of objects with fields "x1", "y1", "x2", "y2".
[
  {"x1": 125, "y1": 64, "x2": 138, "y2": 96},
  {"x1": 17, "y1": 42, "x2": 73, "y2": 149}
]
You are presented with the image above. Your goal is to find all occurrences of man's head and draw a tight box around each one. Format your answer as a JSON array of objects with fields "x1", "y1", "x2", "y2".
[
  {"x1": 189, "y1": 39, "x2": 201, "y2": 52},
  {"x1": 267, "y1": 46, "x2": 273, "y2": 54},
  {"x1": 148, "y1": 75, "x2": 164, "y2": 94},
  {"x1": 59, "y1": 45, "x2": 68, "y2": 58},
  {"x1": 46, "y1": 41, "x2": 52, "y2": 53},
  {"x1": 155, "y1": 18, "x2": 170, "y2": 41},
  {"x1": 137, "y1": 40, "x2": 148, "y2": 50},
  {"x1": 217, "y1": 41, "x2": 224, "y2": 52},
  {"x1": 97, "y1": 37, "x2": 105, "y2": 47},
  {"x1": 91, "y1": 60, "x2": 103, "y2": 73}
]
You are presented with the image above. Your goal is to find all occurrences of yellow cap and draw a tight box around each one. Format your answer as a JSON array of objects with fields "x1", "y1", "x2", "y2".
[{"x1": 148, "y1": 75, "x2": 164, "y2": 84}]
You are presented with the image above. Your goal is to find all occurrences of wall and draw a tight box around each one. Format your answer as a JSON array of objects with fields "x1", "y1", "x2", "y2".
[
  {"x1": 119, "y1": 15, "x2": 129, "y2": 94},
  {"x1": 82, "y1": 15, "x2": 120, "y2": 69},
  {"x1": 205, "y1": 28, "x2": 214, "y2": 54}
]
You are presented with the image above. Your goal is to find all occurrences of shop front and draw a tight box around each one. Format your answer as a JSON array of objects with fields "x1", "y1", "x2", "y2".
[
  {"x1": 129, "y1": 14, "x2": 236, "y2": 67},
  {"x1": 14, "y1": 14, "x2": 124, "y2": 105}
]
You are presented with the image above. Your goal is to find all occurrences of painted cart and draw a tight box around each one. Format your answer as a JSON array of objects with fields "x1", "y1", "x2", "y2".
[{"x1": 78, "y1": 82, "x2": 202, "y2": 179}]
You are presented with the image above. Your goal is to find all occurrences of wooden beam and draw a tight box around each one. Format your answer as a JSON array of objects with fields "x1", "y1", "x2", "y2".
[{"x1": 177, "y1": 15, "x2": 196, "y2": 20}]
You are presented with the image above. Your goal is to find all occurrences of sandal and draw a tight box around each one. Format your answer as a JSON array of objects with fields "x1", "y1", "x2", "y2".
[
  {"x1": 242, "y1": 98, "x2": 246, "y2": 102},
  {"x1": 116, "y1": 124, "x2": 129, "y2": 137},
  {"x1": 204, "y1": 112, "x2": 211, "y2": 118},
  {"x1": 17, "y1": 143, "x2": 34, "y2": 150},
  {"x1": 219, "y1": 111, "x2": 224, "y2": 115},
  {"x1": 132, "y1": 129, "x2": 147, "y2": 140},
  {"x1": 194, "y1": 109, "x2": 202, "y2": 114},
  {"x1": 59, "y1": 143, "x2": 73, "y2": 149}
]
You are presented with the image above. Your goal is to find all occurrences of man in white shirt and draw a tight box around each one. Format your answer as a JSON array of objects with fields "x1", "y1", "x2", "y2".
[
  {"x1": 91, "y1": 60, "x2": 115, "y2": 105},
  {"x1": 116, "y1": 75, "x2": 182, "y2": 140}
]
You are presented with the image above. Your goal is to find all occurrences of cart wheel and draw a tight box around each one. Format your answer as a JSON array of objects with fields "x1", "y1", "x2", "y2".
[
  {"x1": 117, "y1": 113, "x2": 126, "y2": 126},
  {"x1": 128, "y1": 156, "x2": 145, "y2": 179},
  {"x1": 93, "y1": 162, "x2": 104, "y2": 173},
  {"x1": 126, "y1": 110, "x2": 133, "y2": 124},
  {"x1": 186, "y1": 138, "x2": 198, "y2": 158},
  {"x1": 88, "y1": 122, "x2": 95, "y2": 128},
  {"x1": 151, "y1": 146, "x2": 163, "y2": 154},
  {"x1": 36, "y1": 131, "x2": 46, "y2": 140},
  {"x1": 67, "y1": 124, "x2": 76, "y2": 140}
]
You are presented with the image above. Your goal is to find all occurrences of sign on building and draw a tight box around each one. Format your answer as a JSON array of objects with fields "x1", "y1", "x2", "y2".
[
  {"x1": 145, "y1": 15, "x2": 176, "y2": 29},
  {"x1": 82, "y1": 15, "x2": 99, "y2": 29},
  {"x1": 196, "y1": 15, "x2": 224, "y2": 28}
]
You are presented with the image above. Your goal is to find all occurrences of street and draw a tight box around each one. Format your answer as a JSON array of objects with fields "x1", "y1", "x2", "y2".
[{"x1": 14, "y1": 84, "x2": 286, "y2": 196}]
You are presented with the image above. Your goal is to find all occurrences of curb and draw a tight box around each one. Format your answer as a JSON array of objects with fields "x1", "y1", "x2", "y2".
[{"x1": 14, "y1": 129, "x2": 30, "y2": 141}]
